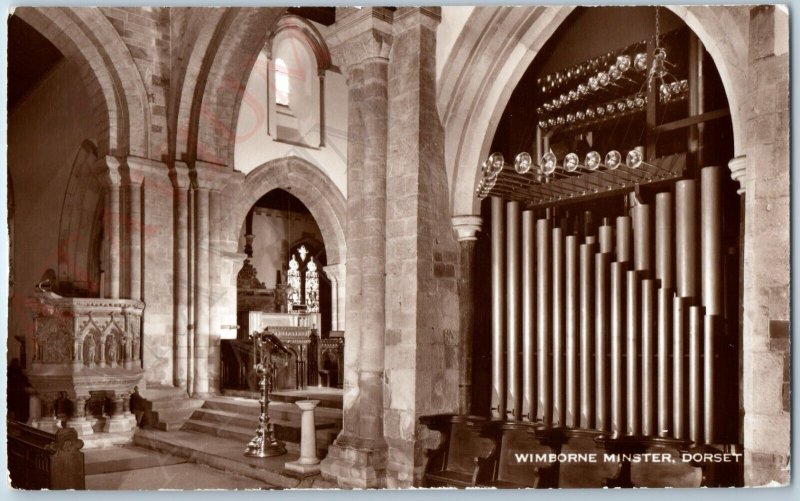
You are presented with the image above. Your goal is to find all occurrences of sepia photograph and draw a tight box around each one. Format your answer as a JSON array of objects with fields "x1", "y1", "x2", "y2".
[{"x1": 4, "y1": 4, "x2": 791, "y2": 491}]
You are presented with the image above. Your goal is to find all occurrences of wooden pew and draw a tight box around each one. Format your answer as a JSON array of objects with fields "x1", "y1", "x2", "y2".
[
  {"x1": 420, "y1": 415, "x2": 497, "y2": 487},
  {"x1": 7, "y1": 421, "x2": 85, "y2": 490}
]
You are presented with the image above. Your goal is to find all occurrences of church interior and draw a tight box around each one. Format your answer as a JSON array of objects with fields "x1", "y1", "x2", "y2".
[{"x1": 5, "y1": 5, "x2": 790, "y2": 490}]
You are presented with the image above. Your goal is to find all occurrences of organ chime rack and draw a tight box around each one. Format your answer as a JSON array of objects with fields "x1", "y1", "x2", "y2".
[{"x1": 488, "y1": 165, "x2": 724, "y2": 447}]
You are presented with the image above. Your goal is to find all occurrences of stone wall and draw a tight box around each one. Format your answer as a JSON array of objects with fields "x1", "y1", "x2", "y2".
[{"x1": 741, "y1": 5, "x2": 790, "y2": 487}]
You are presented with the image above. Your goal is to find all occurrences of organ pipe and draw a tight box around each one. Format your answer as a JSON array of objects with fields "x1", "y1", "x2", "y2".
[
  {"x1": 552, "y1": 225, "x2": 565, "y2": 426},
  {"x1": 673, "y1": 296, "x2": 688, "y2": 440},
  {"x1": 689, "y1": 306, "x2": 703, "y2": 444},
  {"x1": 633, "y1": 204, "x2": 652, "y2": 274},
  {"x1": 580, "y1": 243, "x2": 595, "y2": 429},
  {"x1": 565, "y1": 235, "x2": 579, "y2": 427},
  {"x1": 595, "y1": 252, "x2": 611, "y2": 433},
  {"x1": 522, "y1": 211, "x2": 536, "y2": 420},
  {"x1": 599, "y1": 219, "x2": 614, "y2": 254},
  {"x1": 657, "y1": 286, "x2": 673, "y2": 437},
  {"x1": 704, "y1": 315, "x2": 718, "y2": 444},
  {"x1": 507, "y1": 201, "x2": 522, "y2": 420},
  {"x1": 537, "y1": 218, "x2": 552, "y2": 424},
  {"x1": 701, "y1": 166, "x2": 723, "y2": 316},
  {"x1": 641, "y1": 279, "x2": 656, "y2": 437},
  {"x1": 610, "y1": 262, "x2": 625, "y2": 438},
  {"x1": 491, "y1": 197, "x2": 506, "y2": 418},
  {"x1": 626, "y1": 269, "x2": 641, "y2": 436},
  {"x1": 676, "y1": 180, "x2": 698, "y2": 299},
  {"x1": 656, "y1": 193, "x2": 674, "y2": 290},
  {"x1": 616, "y1": 216, "x2": 632, "y2": 263}
]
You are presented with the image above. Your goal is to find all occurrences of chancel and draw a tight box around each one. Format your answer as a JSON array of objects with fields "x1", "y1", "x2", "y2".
[{"x1": 6, "y1": 5, "x2": 790, "y2": 490}]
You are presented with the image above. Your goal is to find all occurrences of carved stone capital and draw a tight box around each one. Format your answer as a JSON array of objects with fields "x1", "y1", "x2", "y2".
[
  {"x1": 393, "y1": 7, "x2": 441, "y2": 34},
  {"x1": 170, "y1": 161, "x2": 192, "y2": 190},
  {"x1": 124, "y1": 156, "x2": 168, "y2": 185},
  {"x1": 322, "y1": 263, "x2": 346, "y2": 283},
  {"x1": 96, "y1": 155, "x2": 123, "y2": 187},
  {"x1": 728, "y1": 155, "x2": 747, "y2": 195},
  {"x1": 327, "y1": 7, "x2": 393, "y2": 75},
  {"x1": 451, "y1": 215, "x2": 483, "y2": 241},
  {"x1": 192, "y1": 160, "x2": 231, "y2": 191}
]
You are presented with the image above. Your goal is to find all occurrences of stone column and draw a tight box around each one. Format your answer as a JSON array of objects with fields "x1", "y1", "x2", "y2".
[
  {"x1": 323, "y1": 263, "x2": 346, "y2": 331},
  {"x1": 208, "y1": 189, "x2": 222, "y2": 394},
  {"x1": 741, "y1": 5, "x2": 790, "y2": 486},
  {"x1": 383, "y1": 7, "x2": 461, "y2": 487},
  {"x1": 38, "y1": 393, "x2": 60, "y2": 433},
  {"x1": 320, "y1": 7, "x2": 392, "y2": 489},
  {"x1": 192, "y1": 162, "x2": 230, "y2": 397},
  {"x1": 285, "y1": 399, "x2": 322, "y2": 474},
  {"x1": 103, "y1": 393, "x2": 132, "y2": 433},
  {"x1": 66, "y1": 394, "x2": 93, "y2": 437},
  {"x1": 452, "y1": 216, "x2": 483, "y2": 415},
  {"x1": 97, "y1": 157, "x2": 123, "y2": 299},
  {"x1": 26, "y1": 391, "x2": 41, "y2": 427},
  {"x1": 171, "y1": 163, "x2": 191, "y2": 390}
]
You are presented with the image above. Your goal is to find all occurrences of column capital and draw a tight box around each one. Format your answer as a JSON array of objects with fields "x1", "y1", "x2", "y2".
[
  {"x1": 192, "y1": 160, "x2": 231, "y2": 191},
  {"x1": 170, "y1": 161, "x2": 192, "y2": 190},
  {"x1": 451, "y1": 215, "x2": 483, "y2": 241},
  {"x1": 728, "y1": 155, "x2": 747, "y2": 194},
  {"x1": 95, "y1": 155, "x2": 123, "y2": 187},
  {"x1": 327, "y1": 7, "x2": 393, "y2": 73},
  {"x1": 124, "y1": 156, "x2": 168, "y2": 185},
  {"x1": 393, "y1": 7, "x2": 441, "y2": 33},
  {"x1": 322, "y1": 263, "x2": 346, "y2": 283}
]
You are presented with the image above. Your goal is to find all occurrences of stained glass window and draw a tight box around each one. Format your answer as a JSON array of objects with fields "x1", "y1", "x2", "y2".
[{"x1": 305, "y1": 257, "x2": 319, "y2": 313}]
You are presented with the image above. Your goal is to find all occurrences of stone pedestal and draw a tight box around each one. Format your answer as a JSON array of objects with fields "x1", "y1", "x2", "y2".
[
  {"x1": 103, "y1": 395, "x2": 133, "y2": 433},
  {"x1": 67, "y1": 395, "x2": 94, "y2": 437},
  {"x1": 285, "y1": 400, "x2": 321, "y2": 474}
]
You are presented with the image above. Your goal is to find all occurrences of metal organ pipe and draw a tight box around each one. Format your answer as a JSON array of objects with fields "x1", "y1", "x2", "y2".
[
  {"x1": 626, "y1": 269, "x2": 641, "y2": 436},
  {"x1": 616, "y1": 216, "x2": 632, "y2": 263},
  {"x1": 673, "y1": 296, "x2": 688, "y2": 440},
  {"x1": 565, "y1": 234, "x2": 579, "y2": 427},
  {"x1": 701, "y1": 166, "x2": 723, "y2": 314},
  {"x1": 657, "y1": 286, "x2": 673, "y2": 437},
  {"x1": 676, "y1": 180, "x2": 699, "y2": 299},
  {"x1": 491, "y1": 197, "x2": 506, "y2": 418},
  {"x1": 689, "y1": 306, "x2": 703, "y2": 444},
  {"x1": 595, "y1": 252, "x2": 611, "y2": 433},
  {"x1": 656, "y1": 193, "x2": 674, "y2": 290},
  {"x1": 633, "y1": 204, "x2": 652, "y2": 274},
  {"x1": 522, "y1": 210, "x2": 536, "y2": 420},
  {"x1": 537, "y1": 218, "x2": 552, "y2": 425},
  {"x1": 552, "y1": 225, "x2": 566, "y2": 426},
  {"x1": 641, "y1": 279, "x2": 656, "y2": 437},
  {"x1": 610, "y1": 262, "x2": 626, "y2": 438},
  {"x1": 704, "y1": 315, "x2": 718, "y2": 444},
  {"x1": 580, "y1": 242, "x2": 595, "y2": 429},
  {"x1": 507, "y1": 201, "x2": 522, "y2": 420},
  {"x1": 599, "y1": 220, "x2": 614, "y2": 254}
]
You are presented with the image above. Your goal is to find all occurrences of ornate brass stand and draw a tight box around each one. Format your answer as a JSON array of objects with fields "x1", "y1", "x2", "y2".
[{"x1": 244, "y1": 329, "x2": 290, "y2": 458}]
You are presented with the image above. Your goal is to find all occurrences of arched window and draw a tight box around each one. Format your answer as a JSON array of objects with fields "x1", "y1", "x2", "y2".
[
  {"x1": 275, "y1": 57, "x2": 290, "y2": 106},
  {"x1": 267, "y1": 15, "x2": 332, "y2": 148}
]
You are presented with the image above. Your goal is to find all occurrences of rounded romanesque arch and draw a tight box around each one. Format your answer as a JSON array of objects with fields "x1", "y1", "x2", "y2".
[
  {"x1": 13, "y1": 7, "x2": 149, "y2": 158},
  {"x1": 439, "y1": 5, "x2": 749, "y2": 217},
  {"x1": 174, "y1": 7, "x2": 286, "y2": 167},
  {"x1": 224, "y1": 156, "x2": 346, "y2": 266}
]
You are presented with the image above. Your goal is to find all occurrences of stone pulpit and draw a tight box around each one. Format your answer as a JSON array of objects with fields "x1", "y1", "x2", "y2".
[{"x1": 25, "y1": 291, "x2": 144, "y2": 440}]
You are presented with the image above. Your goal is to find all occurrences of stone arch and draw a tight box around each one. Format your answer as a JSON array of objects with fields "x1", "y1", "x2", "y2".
[
  {"x1": 269, "y1": 15, "x2": 333, "y2": 71},
  {"x1": 13, "y1": 7, "x2": 149, "y2": 158},
  {"x1": 440, "y1": 5, "x2": 749, "y2": 216},
  {"x1": 58, "y1": 140, "x2": 102, "y2": 291},
  {"x1": 224, "y1": 156, "x2": 346, "y2": 266},
  {"x1": 176, "y1": 7, "x2": 286, "y2": 167}
]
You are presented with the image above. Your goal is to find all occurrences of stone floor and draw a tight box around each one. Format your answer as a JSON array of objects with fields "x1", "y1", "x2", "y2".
[{"x1": 84, "y1": 446, "x2": 275, "y2": 490}]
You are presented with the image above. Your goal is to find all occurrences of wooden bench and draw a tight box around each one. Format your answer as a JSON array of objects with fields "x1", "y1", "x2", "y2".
[
  {"x1": 479, "y1": 421, "x2": 566, "y2": 488},
  {"x1": 419, "y1": 414, "x2": 497, "y2": 487},
  {"x1": 7, "y1": 421, "x2": 85, "y2": 490}
]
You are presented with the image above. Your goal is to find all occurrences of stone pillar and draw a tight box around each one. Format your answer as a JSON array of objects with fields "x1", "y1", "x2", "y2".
[
  {"x1": 26, "y1": 391, "x2": 41, "y2": 427},
  {"x1": 285, "y1": 400, "x2": 322, "y2": 474},
  {"x1": 383, "y1": 7, "x2": 461, "y2": 487},
  {"x1": 741, "y1": 5, "x2": 790, "y2": 486},
  {"x1": 320, "y1": 7, "x2": 393, "y2": 489},
  {"x1": 66, "y1": 394, "x2": 93, "y2": 437},
  {"x1": 103, "y1": 393, "x2": 132, "y2": 433},
  {"x1": 97, "y1": 157, "x2": 123, "y2": 299},
  {"x1": 323, "y1": 263, "x2": 346, "y2": 331},
  {"x1": 208, "y1": 189, "x2": 223, "y2": 394},
  {"x1": 192, "y1": 162, "x2": 230, "y2": 397},
  {"x1": 171, "y1": 163, "x2": 191, "y2": 390},
  {"x1": 193, "y1": 186, "x2": 210, "y2": 396},
  {"x1": 38, "y1": 393, "x2": 60, "y2": 433},
  {"x1": 452, "y1": 216, "x2": 483, "y2": 415}
]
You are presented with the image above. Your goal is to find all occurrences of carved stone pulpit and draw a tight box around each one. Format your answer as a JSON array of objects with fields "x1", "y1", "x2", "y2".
[{"x1": 25, "y1": 291, "x2": 145, "y2": 439}]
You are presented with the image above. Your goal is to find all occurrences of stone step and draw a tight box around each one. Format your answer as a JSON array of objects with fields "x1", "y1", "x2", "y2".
[
  {"x1": 152, "y1": 408, "x2": 200, "y2": 431},
  {"x1": 193, "y1": 406, "x2": 339, "y2": 431},
  {"x1": 144, "y1": 396, "x2": 197, "y2": 412},
  {"x1": 202, "y1": 397, "x2": 342, "y2": 424}
]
